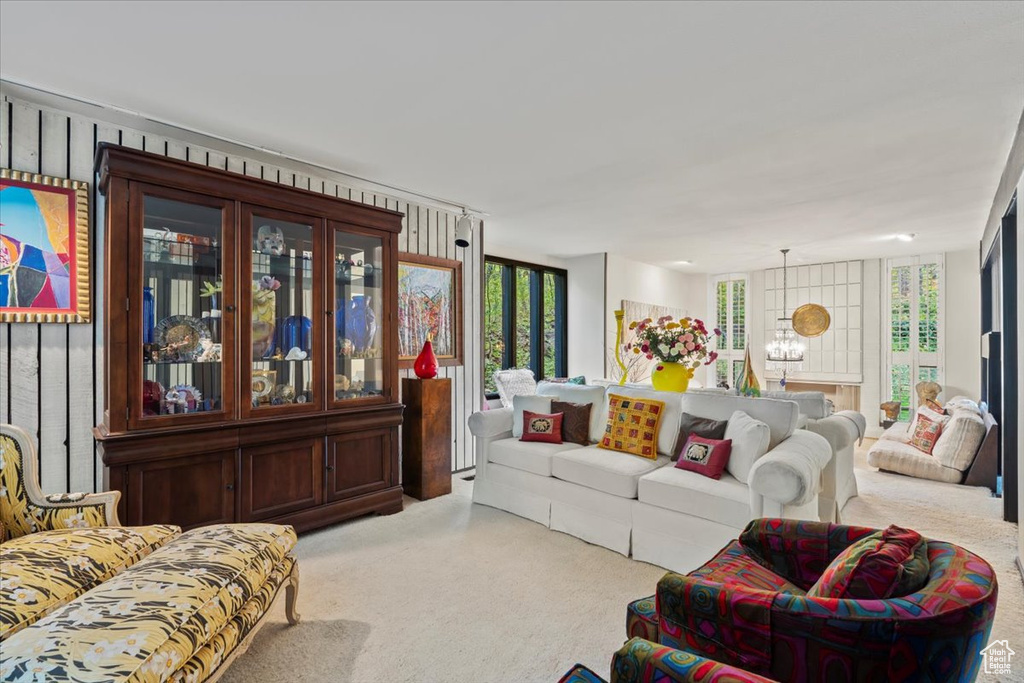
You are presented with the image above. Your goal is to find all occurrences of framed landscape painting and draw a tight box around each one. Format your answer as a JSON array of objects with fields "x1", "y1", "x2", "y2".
[
  {"x1": 398, "y1": 253, "x2": 463, "y2": 367},
  {"x1": 0, "y1": 169, "x2": 90, "y2": 323}
]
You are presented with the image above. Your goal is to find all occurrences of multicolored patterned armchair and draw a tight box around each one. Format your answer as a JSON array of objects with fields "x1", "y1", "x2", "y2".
[
  {"x1": 559, "y1": 638, "x2": 773, "y2": 682},
  {"x1": 0, "y1": 423, "x2": 120, "y2": 538},
  {"x1": 627, "y1": 519, "x2": 998, "y2": 682}
]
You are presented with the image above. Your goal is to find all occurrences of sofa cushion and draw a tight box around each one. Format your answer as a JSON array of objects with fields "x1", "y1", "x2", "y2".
[
  {"x1": 552, "y1": 401, "x2": 594, "y2": 445},
  {"x1": 932, "y1": 409, "x2": 986, "y2": 471},
  {"x1": 637, "y1": 465, "x2": 751, "y2": 529},
  {"x1": 675, "y1": 435, "x2": 732, "y2": 480},
  {"x1": 601, "y1": 386, "x2": 681, "y2": 455},
  {"x1": 671, "y1": 413, "x2": 728, "y2": 461},
  {"x1": 552, "y1": 446, "x2": 668, "y2": 498},
  {"x1": 521, "y1": 411, "x2": 564, "y2": 444},
  {"x1": 910, "y1": 414, "x2": 944, "y2": 455},
  {"x1": 487, "y1": 438, "x2": 582, "y2": 477},
  {"x1": 0, "y1": 524, "x2": 180, "y2": 640},
  {"x1": 879, "y1": 422, "x2": 911, "y2": 442},
  {"x1": 537, "y1": 382, "x2": 608, "y2": 443},
  {"x1": 866, "y1": 439, "x2": 963, "y2": 484},
  {"x1": 511, "y1": 395, "x2": 552, "y2": 438},
  {"x1": 806, "y1": 525, "x2": 930, "y2": 600},
  {"x1": 600, "y1": 394, "x2": 665, "y2": 459},
  {"x1": 677, "y1": 393, "x2": 797, "y2": 450},
  {"x1": 0, "y1": 523, "x2": 296, "y2": 681},
  {"x1": 724, "y1": 411, "x2": 771, "y2": 484}
]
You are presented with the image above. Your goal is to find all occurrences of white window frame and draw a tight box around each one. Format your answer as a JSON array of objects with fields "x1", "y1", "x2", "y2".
[
  {"x1": 884, "y1": 254, "x2": 944, "y2": 420},
  {"x1": 708, "y1": 273, "x2": 749, "y2": 388}
]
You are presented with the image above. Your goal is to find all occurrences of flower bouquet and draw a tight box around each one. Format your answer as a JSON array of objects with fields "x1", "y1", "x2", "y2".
[{"x1": 627, "y1": 315, "x2": 722, "y2": 392}]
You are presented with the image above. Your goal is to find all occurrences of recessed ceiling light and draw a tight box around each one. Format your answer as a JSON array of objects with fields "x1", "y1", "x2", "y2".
[
  {"x1": 896, "y1": 233, "x2": 916, "y2": 242},
  {"x1": 676, "y1": 260, "x2": 693, "y2": 265}
]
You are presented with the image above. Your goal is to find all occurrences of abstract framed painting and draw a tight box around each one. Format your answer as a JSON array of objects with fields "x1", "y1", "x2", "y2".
[
  {"x1": 398, "y1": 253, "x2": 463, "y2": 368},
  {"x1": 0, "y1": 169, "x2": 90, "y2": 323}
]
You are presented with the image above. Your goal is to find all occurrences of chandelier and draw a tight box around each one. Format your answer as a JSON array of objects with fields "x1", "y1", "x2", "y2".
[{"x1": 765, "y1": 248, "x2": 805, "y2": 385}]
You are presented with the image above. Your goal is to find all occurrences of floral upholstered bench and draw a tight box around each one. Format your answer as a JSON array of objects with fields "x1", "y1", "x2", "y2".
[{"x1": 1, "y1": 424, "x2": 300, "y2": 683}]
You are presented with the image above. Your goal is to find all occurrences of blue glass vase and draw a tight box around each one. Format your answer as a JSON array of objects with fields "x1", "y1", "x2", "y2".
[
  {"x1": 142, "y1": 286, "x2": 155, "y2": 344},
  {"x1": 347, "y1": 295, "x2": 377, "y2": 353}
]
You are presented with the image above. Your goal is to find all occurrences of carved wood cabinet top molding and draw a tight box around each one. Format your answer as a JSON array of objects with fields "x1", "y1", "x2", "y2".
[{"x1": 94, "y1": 144, "x2": 404, "y2": 533}]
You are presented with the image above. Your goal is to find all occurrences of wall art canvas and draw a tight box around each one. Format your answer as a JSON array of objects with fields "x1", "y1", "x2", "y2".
[
  {"x1": 398, "y1": 253, "x2": 462, "y2": 367},
  {"x1": 614, "y1": 299, "x2": 689, "y2": 383},
  {"x1": 0, "y1": 169, "x2": 90, "y2": 323}
]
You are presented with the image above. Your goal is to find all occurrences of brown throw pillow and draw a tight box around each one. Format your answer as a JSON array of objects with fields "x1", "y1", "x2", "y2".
[
  {"x1": 671, "y1": 413, "x2": 729, "y2": 462},
  {"x1": 552, "y1": 400, "x2": 593, "y2": 445}
]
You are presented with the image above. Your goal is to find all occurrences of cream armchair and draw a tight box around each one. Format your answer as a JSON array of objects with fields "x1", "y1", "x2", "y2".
[{"x1": 0, "y1": 423, "x2": 120, "y2": 539}]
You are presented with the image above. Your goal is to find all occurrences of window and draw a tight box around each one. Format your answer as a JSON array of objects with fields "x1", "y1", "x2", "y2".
[
  {"x1": 484, "y1": 256, "x2": 567, "y2": 394},
  {"x1": 710, "y1": 275, "x2": 748, "y2": 388},
  {"x1": 886, "y1": 255, "x2": 943, "y2": 421}
]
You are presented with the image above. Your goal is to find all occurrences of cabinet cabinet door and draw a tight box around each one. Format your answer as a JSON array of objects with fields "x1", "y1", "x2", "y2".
[
  {"x1": 126, "y1": 451, "x2": 236, "y2": 529},
  {"x1": 326, "y1": 429, "x2": 392, "y2": 502},
  {"x1": 129, "y1": 184, "x2": 236, "y2": 430},
  {"x1": 240, "y1": 438, "x2": 323, "y2": 521},
  {"x1": 329, "y1": 224, "x2": 393, "y2": 406},
  {"x1": 241, "y1": 205, "x2": 324, "y2": 418}
]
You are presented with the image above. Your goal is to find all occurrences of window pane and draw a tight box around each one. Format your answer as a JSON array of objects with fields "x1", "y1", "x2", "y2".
[
  {"x1": 891, "y1": 266, "x2": 911, "y2": 352},
  {"x1": 731, "y1": 280, "x2": 746, "y2": 350},
  {"x1": 918, "y1": 366, "x2": 939, "y2": 383},
  {"x1": 891, "y1": 363, "x2": 912, "y2": 421},
  {"x1": 716, "y1": 359, "x2": 729, "y2": 387},
  {"x1": 918, "y1": 263, "x2": 939, "y2": 353},
  {"x1": 516, "y1": 267, "x2": 532, "y2": 369},
  {"x1": 717, "y1": 281, "x2": 728, "y2": 350},
  {"x1": 543, "y1": 272, "x2": 556, "y2": 379},
  {"x1": 483, "y1": 262, "x2": 505, "y2": 393}
]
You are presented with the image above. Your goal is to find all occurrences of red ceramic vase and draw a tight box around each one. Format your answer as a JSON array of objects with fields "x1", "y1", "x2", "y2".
[{"x1": 414, "y1": 339, "x2": 439, "y2": 379}]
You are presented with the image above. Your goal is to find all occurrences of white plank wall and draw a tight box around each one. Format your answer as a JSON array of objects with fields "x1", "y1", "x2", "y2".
[{"x1": 1, "y1": 90, "x2": 483, "y2": 494}]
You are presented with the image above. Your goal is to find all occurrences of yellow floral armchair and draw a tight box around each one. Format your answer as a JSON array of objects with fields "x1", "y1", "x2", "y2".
[{"x1": 1, "y1": 423, "x2": 120, "y2": 538}]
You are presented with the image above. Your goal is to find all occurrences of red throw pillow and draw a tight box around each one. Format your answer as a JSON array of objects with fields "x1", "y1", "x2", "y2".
[
  {"x1": 521, "y1": 411, "x2": 564, "y2": 443},
  {"x1": 674, "y1": 435, "x2": 732, "y2": 480},
  {"x1": 910, "y1": 414, "x2": 943, "y2": 455}
]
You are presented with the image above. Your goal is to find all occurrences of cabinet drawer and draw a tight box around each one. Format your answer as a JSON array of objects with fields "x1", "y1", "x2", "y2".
[
  {"x1": 241, "y1": 438, "x2": 323, "y2": 521},
  {"x1": 326, "y1": 429, "x2": 392, "y2": 502},
  {"x1": 126, "y1": 451, "x2": 236, "y2": 530}
]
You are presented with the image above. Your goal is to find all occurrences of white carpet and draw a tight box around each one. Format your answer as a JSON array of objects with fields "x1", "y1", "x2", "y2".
[{"x1": 222, "y1": 442, "x2": 1024, "y2": 683}]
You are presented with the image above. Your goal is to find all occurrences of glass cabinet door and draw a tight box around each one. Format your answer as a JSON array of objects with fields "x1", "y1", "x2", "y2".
[
  {"x1": 242, "y1": 206, "x2": 323, "y2": 416},
  {"x1": 131, "y1": 184, "x2": 235, "y2": 428},
  {"x1": 330, "y1": 226, "x2": 387, "y2": 405}
]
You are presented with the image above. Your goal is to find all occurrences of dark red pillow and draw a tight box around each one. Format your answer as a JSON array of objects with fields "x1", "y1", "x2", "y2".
[
  {"x1": 521, "y1": 411, "x2": 564, "y2": 443},
  {"x1": 674, "y1": 435, "x2": 732, "y2": 480}
]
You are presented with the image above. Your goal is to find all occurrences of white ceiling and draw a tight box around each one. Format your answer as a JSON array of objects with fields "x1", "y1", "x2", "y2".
[{"x1": 2, "y1": 1, "x2": 1022, "y2": 272}]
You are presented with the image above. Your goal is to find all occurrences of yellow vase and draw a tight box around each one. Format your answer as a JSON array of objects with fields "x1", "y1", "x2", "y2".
[{"x1": 650, "y1": 362, "x2": 694, "y2": 393}]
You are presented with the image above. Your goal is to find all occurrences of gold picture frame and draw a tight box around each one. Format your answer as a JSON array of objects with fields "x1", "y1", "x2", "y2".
[{"x1": 0, "y1": 168, "x2": 91, "y2": 323}]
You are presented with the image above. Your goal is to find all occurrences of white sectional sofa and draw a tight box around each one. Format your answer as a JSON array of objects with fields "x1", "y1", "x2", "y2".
[{"x1": 468, "y1": 382, "x2": 833, "y2": 574}]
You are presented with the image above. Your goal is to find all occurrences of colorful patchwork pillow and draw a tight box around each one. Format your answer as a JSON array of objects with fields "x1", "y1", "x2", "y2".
[
  {"x1": 806, "y1": 524, "x2": 930, "y2": 600},
  {"x1": 674, "y1": 435, "x2": 732, "y2": 480},
  {"x1": 551, "y1": 400, "x2": 593, "y2": 445},
  {"x1": 910, "y1": 414, "x2": 943, "y2": 455},
  {"x1": 599, "y1": 394, "x2": 665, "y2": 459},
  {"x1": 671, "y1": 413, "x2": 728, "y2": 462},
  {"x1": 521, "y1": 410, "x2": 563, "y2": 443}
]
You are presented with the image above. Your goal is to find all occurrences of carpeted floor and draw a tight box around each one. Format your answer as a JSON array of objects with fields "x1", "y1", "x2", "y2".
[{"x1": 222, "y1": 441, "x2": 1024, "y2": 683}]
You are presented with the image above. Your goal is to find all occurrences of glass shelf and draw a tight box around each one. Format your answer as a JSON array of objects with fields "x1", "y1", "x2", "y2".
[{"x1": 332, "y1": 229, "x2": 385, "y2": 404}]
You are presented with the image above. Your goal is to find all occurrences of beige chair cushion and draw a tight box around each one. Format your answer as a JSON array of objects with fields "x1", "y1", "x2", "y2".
[
  {"x1": 867, "y1": 439, "x2": 963, "y2": 484},
  {"x1": 932, "y1": 409, "x2": 986, "y2": 472}
]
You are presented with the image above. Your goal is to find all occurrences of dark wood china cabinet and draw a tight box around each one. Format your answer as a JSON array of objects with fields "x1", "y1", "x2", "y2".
[{"x1": 94, "y1": 145, "x2": 403, "y2": 532}]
